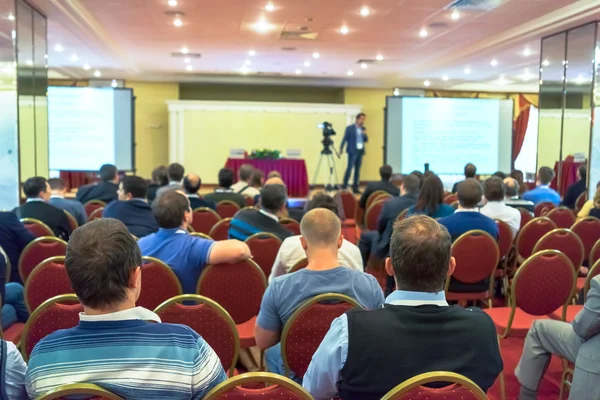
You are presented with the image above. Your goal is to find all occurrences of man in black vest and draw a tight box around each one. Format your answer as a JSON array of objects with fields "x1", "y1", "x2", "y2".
[{"x1": 303, "y1": 215, "x2": 503, "y2": 400}]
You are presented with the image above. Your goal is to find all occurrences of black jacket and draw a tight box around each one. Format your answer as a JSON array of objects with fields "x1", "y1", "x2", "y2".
[
  {"x1": 75, "y1": 181, "x2": 119, "y2": 204},
  {"x1": 14, "y1": 201, "x2": 72, "y2": 241},
  {"x1": 561, "y1": 179, "x2": 586, "y2": 209},
  {"x1": 359, "y1": 181, "x2": 400, "y2": 209}
]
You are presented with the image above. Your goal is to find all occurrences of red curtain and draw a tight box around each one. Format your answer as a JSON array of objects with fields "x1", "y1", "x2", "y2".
[{"x1": 512, "y1": 94, "x2": 533, "y2": 162}]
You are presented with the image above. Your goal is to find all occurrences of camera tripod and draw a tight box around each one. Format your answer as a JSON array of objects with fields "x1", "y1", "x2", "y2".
[{"x1": 310, "y1": 143, "x2": 341, "y2": 192}]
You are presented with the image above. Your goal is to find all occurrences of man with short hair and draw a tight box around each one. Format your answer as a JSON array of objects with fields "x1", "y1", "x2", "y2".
[
  {"x1": 14, "y1": 177, "x2": 72, "y2": 240},
  {"x1": 480, "y1": 177, "x2": 521, "y2": 238},
  {"x1": 204, "y1": 168, "x2": 246, "y2": 208},
  {"x1": 504, "y1": 177, "x2": 534, "y2": 213},
  {"x1": 26, "y1": 218, "x2": 227, "y2": 399},
  {"x1": 231, "y1": 164, "x2": 260, "y2": 197},
  {"x1": 303, "y1": 216, "x2": 503, "y2": 400},
  {"x1": 358, "y1": 165, "x2": 400, "y2": 210},
  {"x1": 452, "y1": 163, "x2": 477, "y2": 193},
  {"x1": 256, "y1": 208, "x2": 384, "y2": 376},
  {"x1": 562, "y1": 164, "x2": 587, "y2": 209},
  {"x1": 156, "y1": 163, "x2": 185, "y2": 197},
  {"x1": 0, "y1": 212, "x2": 35, "y2": 284},
  {"x1": 76, "y1": 164, "x2": 119, "y2": 204},
  {"x1": 522, "y1": 166, "x2": 560, "y2": 206},
  {"x1": 340, "y1": 113, "x2": 368, "y2": 194},
  {"x1": 102, "y1": 176, "x2": 159, "y2": 238},
  {"x1": 182, "y1": 174, "x2": 216, "y2": 210},
  {"x1": 48, "y1": 178, "x2": 87, "y2": 226}
]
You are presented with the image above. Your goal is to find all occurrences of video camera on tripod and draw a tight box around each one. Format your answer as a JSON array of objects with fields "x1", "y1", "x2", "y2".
[
  {"x1": 317, "y1": 122, "x2": 338, "y2": 156},
  {"x1": 311, "y1": 121, "x2": 341, "y2": 191}
]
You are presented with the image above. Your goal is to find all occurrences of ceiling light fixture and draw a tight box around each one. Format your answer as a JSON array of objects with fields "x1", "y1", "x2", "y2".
[
  {"x1": 93, "y1": 70, "x2": 101, "y2": 77},
  {"x1": 393, "y1": 88, "x2": 400, "y2": 96},
  {"x1": 186, "y1": 65, "x2": 193, "y2": 71},
  {"x1": 340, "y1": 25, "x2": 349, "y2": 34},
  {"x1": 173, "y1": 17, "x2": 183, "y2": 27},
  {"x1": 419, "y1": 28, "x2": 428, "y2": 37},
  {"x1": 245, "y1": 59, "x2": 252, "y2": 65},
  {"x1": 295, "y1": 69, "x2": 302, "y2": 75},
  {"x1": 312, "y1": 52, "x2": 320, "y2": 59},
  {"x1": 347, "y1": 70, "x2": 354, "y2": 76},
  {"x1": 181, "y1": 47, "x2": 189, "y2": 54},
  {"x1": 111, "y1": 79, "x2": 118, "y2": 88},
  {"x1": 360, "y1": 62, "x2": 368, "y2": 69},
  {"x1": 8, "y1": 13, "x2": 15, "y2": 21},
  {"x1": 168, "y1": 0, "x2": 178, "y2": 6},
  {"x1": 464, "y1": 67, "x2": 471, "y2": 74},
  {"x1": 248, "y1": 49, "x2": 256, "y2": 56},
  {"x1": 253, "y1": 16, "x2": 274, "y2": 33},
  {"x1": 442, "y1": 75, "x2": 449, "y2": 81},
  {"x1": 360, "y1": 6, "x2": 370, "y2": 16},
  {"x1": 542, "y1": 59, "x2": 549, "y2": 67},
  {"x1": 54, "y1": 44, "x2": 64, "y2": 52},
  {"x1": 490, "y1": 59, "x2": 498, "y2": 67},
  {"x1": 304, "y1": 61, "x2": 311, "y2": 67},
  {"x1": 424, "y1": 80, "x2": 431, "y2": 87},
  {"x1": 376, "y1": 54, "x2": 383, "y2": 61},
  {"x1": 265, "y1": 2, "x2": 275, "y2": 11},
  {"x1": 70, "y1": 54, "x2": 78, "y2": 62},
  {"x1": 451, "y1": 9, "x2": 460, "y2": 20},
  {"x1": 83, "y1": 64, "x2": 91, "y2": 70},
  {"x1": 523, "y1": 48, "x2": 532, "y2": 56}
]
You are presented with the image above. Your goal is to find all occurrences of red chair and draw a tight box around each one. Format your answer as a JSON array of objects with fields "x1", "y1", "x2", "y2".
[
  {"x1": 546, "y1": 207, "x2": 576, "y2": 229},
  {"x1": 24, "y1": 256, "x2": 72, "y2": 313},
  {"x1": 280, "y1": 218, "x2": 300, "y2": 235},
  {"x1": 209, "y1": 218, "x2": 232, "y2": 241},
  {"x1": 138, "y1": 257, "x2": 182, "y2": 311},
  {"x1": 155, "y1": 295, "x2": 239, "y2": 376},
  {"x1": 534, "y1": 201, "x2": 556, "y2": 217},
  {"x1": 245, "y1": 233, "x2": 282, "y2": 278},
  {"x1": 366, "y1": 190, "x2": 391, "y2": 210},
  {"x1": 495, "y1": 220, "x2": 515, "y2": 283},
  {"x1": 18, "y1": 237, "x2": 68, "y2": 283},
  {"x1": 190, "y1": 232, "x2": 212, "y2": 240},
  {"x1": 484, "y1": 250, "x2": 576, "y2": 338},
  {"x1": 202, "y1": 372, "x2": 313, "y2": 400},
  {"x1": 575, "y1": 192, "x2": 587, "y2": 212},
  {"x1": 281, "y1": 293, "x2": 362, "y2": 378},
  {"x1": 64, "y1": 210, "x2": 79, "y2": 231},
  {"x1": 336, "y1": 191, "x2": 358, "y2": 221},
  {"x1": 590, "y1": 239, "x2": 600, "y2": 267},
  {"x1": 197, "y1": 259, "x2": 267, "y2": 348},
  {"x1": 245, "y1": 196, "x2": 255, "y2": 207},
  {"x1": 381, "y1": 371, "x2": 488, "y2": 400},
  {"x1": 22, "y1": 294, "x2": 83, "y2": 361},
  {"x1": 550, "y1": 259, "x2": 600, "y2": 322},
  {"x1": 364, "y1": 200, "x2": 386, "y2": 231},
  {"x1": 571, "y1": 217, "x2": 600, "y2": 264},
  {"x1": 87, "y1": 207, "x2": 104, "y2": 222},
  {"x1": 83, "y1": 200, "x2": 106, "y2": 217},
  {"x1": 37, "y1": 383, "x2": 123, "y2": 400},
  {"x1": 289, "y1": 258, "x2": 308, "y2": 273},
  {"x1": 445, "y1": 230, "x2": 499, "y2": 307},
  {"x1": 216, "y1": 200, "x2": 241, "y2": 219},
  {"x1": 443, "y1": 193, "x2": 458, "y2": 205},
  {"x1": 190, "y1": 207, "x2": 221, "y2": 235},
  {"x1": 20, "y1": 218, "x2": 54, "y2": 237},
  {"x1": 532, "y1": 229, "x2": 584, "y2": 275},
  {"x1": 514, "y1": 217, "x2": 557, "y2": 263},
  {"x1": 517, "y1": 207, "x2": 533, "y2": 230}
]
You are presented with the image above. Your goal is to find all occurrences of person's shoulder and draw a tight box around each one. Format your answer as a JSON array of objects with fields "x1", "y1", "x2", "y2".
[
  {"x1": 0, "y1": 211, "x2": 19, "y2": 224},
  {"x1": 151, "y1": 321, "x2": 201, "y2": 338},
  {"x1": 137, "y1": 232, "x2": 159, "y2": 248},
  {"x1": 453, "y1": 306, "x2": 497, "y2": 332}
]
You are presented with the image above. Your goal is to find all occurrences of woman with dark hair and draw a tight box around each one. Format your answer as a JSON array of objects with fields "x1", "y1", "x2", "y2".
[
  {"x1": 511, "y1": 170, "x2": 528, "y2": 196},
  {"x1": 406, "y1": 175, "x2": 455, "y2": 218},
  {"x1": 147, "y1": 165, "x2": 168, "y2": 202}
]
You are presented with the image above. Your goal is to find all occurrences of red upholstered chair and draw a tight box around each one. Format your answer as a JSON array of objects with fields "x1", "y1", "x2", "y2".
[
  {"x1": 245, "y1": 233, "x2": 282, "y2": 278},
  {"x1": 190, "y1": 207, "x2": 221, "y2": 235},
  {"x1": 155, "y1": 295, "x2": 239, "y2": 376},
  {"x1": 280, "y1": 218, "x2": 300, "y2": 235},
  {"x1": 575, "y1": 192, "x2": 587, "y2": 212},
  {"x1": 202, "y1": 372, "x2": 313, "y2": 400},
  {"x1": 365, "y1": 190, "x2": 388, "y2": 210},
  {"x1": 87, "y1": 207, "x2": 104, "y2": 222},
  {"x1": 532, "y1": 229, "x2": 584, "y2": 275},
  {"x1": 550, "y1": 259, "x2": 600, "y2": 322},
  {"x1": 380, "y1": 371, "x2": 488, "y2": 400},
  {"x1": 514, "y1": 217, "x2": 557, "y2": 263},
  {"x1": 443, "y1": 193, "x2": 458, "y2": 205},
  {"x1": 138, "y1": 257, "x2": 182, "y2": 311},
  {"x1": 233, "y1": 206, "x2": 257, "y2": 217},
  {"x1": 197, "y1": 259, "x2": 267, "y2": 348},
  {"x1": 546, "y1": 207, "x2": 576, "y2": 229},
  {"x1": 445, "y1": 230, "x2": 499, "y2": 307},
  {"x1": 289, "y1": 258, "x2": 308, "y2": 274},
  {"x1": 336, "y1": 191, "x2": 358, "y2": 221},
  {"x1": 517, "y1": 207, "x2": 533, "y2": 230},
  {"x1": 22, "y1": 294, "x2": 83, "y2": 361},
  {"x1": 20, "y1": 218, "x2": 54, "y2": 237},
  {"x1": 534, "y1": 201, "x2": 556, "y2": 217},
  {"x1": 208, "y1": 218, "x2": 232, "y2": 241},
  {"x1": 590, "y1": 239, "x2": 600, "y2": 267},
  {"x1": 83, "y1": 200, "x2": 106, "y2": 217},
  {"x1": 24, "y1": 256, "x2": 73, "y2": 313},
  {"x1": 365, "y1": 200, "x2": 386, "y2": 231},
  {"x1": 281, "y1": 293, "x2": 362, "y2": 378},
  {"x1": 571, "y1": 217, "x2": 600, "y2": 264},
  {"x1": 64, "y1": 210, "x2": 79, "y2": 231},
  {"x1": 18, "y1": 236, "x2": 68, "y2": 283},
  {"x1": 355, "y1": 206, "x2": 366, "y2": 229},
  {"x1": 37, "y1": 383, "x2": 123, "y2": 400},
  {"x1": 216, "y1": 200, "x2": 241, "y2": 219},
  {"x1": 484, "y1": 250, "x2": 576, "y2": 338},
  {"x1": 190, "y1": 232, "x2": 212, "y2": 240},
  {"x1": 495, "y1": 220, "x2": 515, "y2": 281}
]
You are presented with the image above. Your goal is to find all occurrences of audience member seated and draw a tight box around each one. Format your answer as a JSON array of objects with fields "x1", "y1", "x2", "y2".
[
  {"x1": 504, "y1": 177, "x2": 534, "y2": 213},
  {"x1": 577, "y1": 182, "x2": 600, "y2": 220},
  {"x1": 452, "y1": 163, "x2": 477, "y2": 193},
  {"x1": 511, "y1": 169, "x2": 529, "y2": 196},
  {"x1": 250, "y1": 169, "x2": 264, "y2": 192},
  {"x1": 267, "y1": 170, "x2": 282, "y2": 179},
  {"x1": 103, "y1": 176, "x2": 159, "y2": 238},
  {"x1": 229, "y1": 184, "x2": 293, "y2": 242},
  {"x1": 147, "y1": 165, "x2": 168, "y2": 202},
  {"x1": 358, "y1": 165, "x2": 400, "y2": 209},
  {"x1": 14, "y1": 177, "x2": 72, "y2": 241},
  {"x1": 303, "y1": 215, "x2": 503, "y2": 399},
  {"x1": 204, "y1": 168, "x2": 246, "y2": 208},
  {"x1": 406, "y1": 175, "x2": 454, "y2": 219},
  {"x1": 138, "y1": 190, "x2": 250, "y2": 294},
  {"x1": 183, "y1": 173, "x2": 216, "y2": 210},
  {"x1": 255, "y1": 208, "x2": 384, "y2": 376},
  {"x1": 270, "y1": 193, "x2": 363, "y2": 282},
  {"x1": 231, "y1": 164, "x2": 261, "y2": 198},
  {"x1": 515, "y1": 275, "x2": 600, "y2": 400},
  {"x1": 75, "y1": 164, "x2": 119, "y2": 204},
  {"x1": 0, "y1": 338, "x2": 27, "y2": 399},
  {"x1": 48, "y1": 178, "x2": 87, "y2": 226},
  {"x1": 0, "y1": 212, "x2": 34, "y2": 284},
  {"x1": 410, "y1": 170, "x2": 424, "y2": 189},
  {"x1": 493, "y1": 171, "x2": 507, "y2": 179},
  {"x1": 156, "y1": 163, "x2": 185, "y2": 197},
  {"x1": 562, "y1": 164, "x2": 587, "y2": 209},
  {"x1": 522, "y1": 166, "x2": 560, "y2": 206},
  {"x1": 480, "y1": 177, "x2": 521, "y2": 238},
  {"x1": 0, "y1": 248, "x2": 28, "y2": 334},
  {"x1": 26, "y1": 218, "x2": 227, "y2": 399}
]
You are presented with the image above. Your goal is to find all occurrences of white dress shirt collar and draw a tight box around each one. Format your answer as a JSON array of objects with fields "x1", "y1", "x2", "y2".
[
  {"x1": 455, "y1": 208, "x2": 480, "y2": 213},
  {"x1": 259, "y1": 209, "x2": 279, "y2": 222},
  {"x1": 26, "y1": 198, "x2": 45, "y2": 203},
  {"x1": 80, "y1": 306, "x2": 161, "y2": 323},
  {"x1": 50, "y1": 194, "x2": 64, "y2": 199}
]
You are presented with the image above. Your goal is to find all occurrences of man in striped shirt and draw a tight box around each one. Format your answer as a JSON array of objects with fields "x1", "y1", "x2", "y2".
[{"x1": 26, "y1": 218, "x2": 227, "y2": 399}]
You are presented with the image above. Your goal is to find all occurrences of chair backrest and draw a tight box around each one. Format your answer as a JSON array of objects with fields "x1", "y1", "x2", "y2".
[
  {"x1": 216, "y1": 200, "x2": 241, "y2": 219},
  {"x1": 24, "y1": 256, "x2": 72, "y2": 313},
  {"x1": 64, "y1": 210, "x2": 79, "y2": 231},
  {"x1": 495, "y1": 220, "x2": 513, "y2": 260},
  {"x1": 381, "y1": 371, "x2": 488, "y2": 400},
  {"x1": 83, "y1": 200, "x2": 107, "y2": 217},
  {"x1": 583, "y1": 259, "x2": 600, "y2": 300},
  {"x1": 155, "y1": 295, "x2": 239, "y2": 376},
  {"x1": 575, "y1": 192, "x2": 587, "y2": 212},
  {"x1": 138, "y1": 257, "x2": 183, "y2": 310},
  {"x1": 190, "y1": 207, "x2": 221, "y2": 235},
  {"x1": 336, "y1": 191, "x2": 358, "y2": 219},
  {"x1": 546, "y1": 207, "x2": 576, "y2": 229},
  {"x1": 209, "y1": 218, "x2": 232, "y2": 241},
  {"x1": 289, "y1": 258, "x2": 308, "y2": 274},
  {"x1": 571, "y1": 217, "x2": 600, "y2": 263},
  {"x1": 534, "y1": 201, "x2": 556, "y2": 217},
  {"x1": 365, "y1": 200, "x2": 386, "y2": 231},
  {"x1": 532, "y1": 229, "x2": 584, "y2": 272},
  {"x1": 590, "y1": 239, "x2": 600, "y2": 267},
  {"x1": 190, "y1": 232, "x2": 212, "y2": 240},
  {"x1": 279, "y1": 218, "x2": 300, "y2": 235},
  {"x1": 245, "y1": 196, "x2": 255, "y2": 207},
  {"x1": 22, "y1": 294, "x2": 83, "y2": 361},
  {"x1": 37, "y1": 383, "x2": 124, "y2": 400},
  {"x1": 281, "y1": 293, "x2": 362, "y2": 378},
  {"x1": 233, "y1": 206, "x2": 258, "y2": 218},
  {"x1": 443, "y1": 193, "x2": 458, "y2": 205},
  {"x1": 0, "y1": 245, "x2": 11, "y2": 283},
  {"x1": 396, "y1": 208, "x2": 409, "y2": 222},
  {"x1": 515, "y1": 217, "x2": 557, "y2": 261},
  {"x1": 244, "y1": 233, "x2": 282, "y2": 277},
  {"x1": 202, "y1": 372, "x2": 313, "y2": 400},
  {"x1": 517, "y1": 207, "x2": 533, "y2": 230},
  {"x1": 87, "y1": 207, "x2": 104, "y2": 222},
  {"x1": 447, "y1": 230, "x2": 499, "y2": 289},
  {"x1": 18, "y1": 236, "x2": 68, "y2": 283},
  {"x1": 197, "y1": 259, "x2": 267, "y2": 324},
  {"x1": 20, "y1": 218, "x2": 54, "y2": 237}
]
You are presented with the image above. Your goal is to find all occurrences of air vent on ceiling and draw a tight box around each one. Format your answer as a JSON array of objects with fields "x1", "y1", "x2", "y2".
[
  {"x1": 357, "y1": 59, "x2": 380, "y2": 65},
  {"x1": 445, "y1": 0, "x2": 507, "y2": 11},
  {"x1": 428, "y1": 22, "x2": 448, "y2": 29},
  {"x1": 281, "y1": 47, "x2": 297, "y2": 51},
  {"x1": 172, "y1": 52, "x2": 201, "y2": 58},
  {"x1": 280, "y1": 31, "x2": 319, "y2": 40}
]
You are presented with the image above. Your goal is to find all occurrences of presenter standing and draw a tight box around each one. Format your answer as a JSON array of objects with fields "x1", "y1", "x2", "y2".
[{"x1": 340, "y1": 113, "x2": 368, "y2": 194}]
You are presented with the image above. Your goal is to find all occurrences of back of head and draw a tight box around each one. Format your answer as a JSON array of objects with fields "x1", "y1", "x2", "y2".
[
  {"x1": 300, "y1": 208, "x2": 341, "y2": 249},
  {"x1": 183, "y1": 174, "x2": 201, "y2": 194},
  {"x1": 251, "y1": 169, "x2": 264, "y2": 188},
  {"x1": 261, "y1": 184, "x2": 287, "y2": 214},
  {"x1": 152, "y1": 190, "x2": 190, "y2": 229},
  {"x1": 594, "y1": 187, "x2": 600, "y2": 208},
  {"x1": 503, "y1": 177, "x2": 519, "y2": 197},
  {"x1": 492, "y1": 171, "x2": 507, "y2": 179},
  {"x1": 410, "y1": 170, "x2": 425, "y2": 189},
  {"x1": 403, "y1": 174, "x2": 420, "y2": 195},
  {"x1": 267, "y1": 170, "x2": 282, "y2": 179},
  {"x1": 511, "y1": 170, "x2": 524, "y2": 182},
  {"x1": 579, "y1": 164, "x2": 587, "y2": 181},
  {"x1": 484, "y1": 177, "x2": 505, "y2": 202},
  {"x1": 152, "y1": 165, "x2": 169, "y2": 186},
  {"x1": 390, "y1": 215, "x2": 451, "y2": 292},
  {"x1": 23, "y1": 176, "x2": 48, "y2": 198},
  {"x1": 379, "y1": 165, "x2": 393, "y2": 181},
  {"x1": 65, "y1": 218, "x2": 141, "y2": 308},
  {"x1": 167, "y1": 163, "x2": 185, "y2": 182},
  {"x1": 48, "y1": 178, "x2": 66, "y2": 191},
  {"x1": 464, "y1": 163, "x2": 477, "y2": 178},
  {"x1": 122, "y1": 176, "x2": 148, "y2": 199},
  {"x1": 99, "y1": 164, "x2": 118, "y2": 182},
  {"x1": 218, "y1": 168, "x2": 234, "y2": 188},
  {"x1": 415, "y1": 175, "x2": 444, "y2": 214},
  {"x1": 457, "y1": 178, "x2": 483, "y2": 208},
  {"x1": 306, "y1": 192, "x2": 338, "y2": 214},
  {"x1": 538, "y1": 166, "x2": 555, "y2": 185},
  {"x1": 264, "y1": 176, "x2": 285, "y2": 186},
  {"x1": 239, "y1": 164, "x2": 254, "y2": 182}
]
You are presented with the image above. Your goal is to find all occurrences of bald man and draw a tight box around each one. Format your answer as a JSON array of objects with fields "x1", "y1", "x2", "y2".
[
  {"x1": 255, "y1": 208, "x2": 384, "y2": 377},
  {"x1": 182, "y1": 174, "x2": 216, "y2": 210},
  {"x1": 503, "y1": 177, "x2": 534, "y2": 213}
]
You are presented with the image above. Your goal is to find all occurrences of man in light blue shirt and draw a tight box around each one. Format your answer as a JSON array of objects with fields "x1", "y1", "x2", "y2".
[
  {"x1": 522, "y1": 166, "x2": 561, "y2": 206},
  {"x1": 255, "y1": 208, "x2": 384, "y2": 377},
  {"x1": 3, "y1": 339, "x2": 27, "y2": 399},
  {"x1": 48, "y1": 178, "x2": 87, "y2": 226}
]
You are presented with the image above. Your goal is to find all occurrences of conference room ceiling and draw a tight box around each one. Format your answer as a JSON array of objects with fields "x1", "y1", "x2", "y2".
[{"x1": 24, "y1": 0, "x2": 600, "y2": 91}]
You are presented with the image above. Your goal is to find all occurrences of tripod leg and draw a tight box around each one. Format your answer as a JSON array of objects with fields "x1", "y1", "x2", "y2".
[
  {"x1": 330, "y1": 155, "x2": 340, "y2": 189},
  {"x1": 311, "y1": 154, "x2": 325, "y2": 188}
]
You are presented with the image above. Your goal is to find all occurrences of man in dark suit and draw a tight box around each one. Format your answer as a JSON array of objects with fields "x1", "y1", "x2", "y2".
[
  {"x1": 452, "y1": 163, "x2": 477, "y2": 193},
  {"x1": 204, "y1": 168, "x2": 246, "y2": 208},
  {"x1": 340, "y1": 113, "x2": 368, "y2": 194},
  {"x1": 75, "y1": 164, "x2": 119, "y2": 204},
  {"x1": 562, "y1": 164, "x2": 587, "y2": 209},
  {"x1": 13, "y1": 177, "x2": 72, "y2": 241},
  {"x1": 182, "y1": 174, "x2": 216, "y2": 210},
  {"x1": 48, "y1": 178, "x2": 87, "y2": 226},
  {"x1": 0, "y1": 212, "x2": 35, "y2": 284},
  {"x1": 358, "y1": 165, "x2": 400, "y2": 209}
]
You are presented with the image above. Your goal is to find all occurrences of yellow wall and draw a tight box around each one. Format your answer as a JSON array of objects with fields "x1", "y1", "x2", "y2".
[{"x1": 537, "y1": 109, "x2": 591, "y2": 168}]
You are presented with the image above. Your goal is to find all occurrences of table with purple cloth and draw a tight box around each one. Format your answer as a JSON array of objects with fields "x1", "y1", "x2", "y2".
[{"x1": 224, "y1": 158, "x2": 309, "y2": 197}]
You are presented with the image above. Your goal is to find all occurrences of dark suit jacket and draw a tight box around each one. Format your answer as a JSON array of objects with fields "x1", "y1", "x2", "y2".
[
  {"x1": 102, "y1": 200, "x2": 159, "y2": 238},
  {"x1": 188, "y1": 196, "x2": 216, "y2": 211},
  {"x1": 14, "y1": 201, "x2": 72, "y2": 241},
  {"x1": 204, "y1": 190, "x2": 247, "y2": 209},
  {"x1": 373, "y1": 193, "x2": 418, "y2": 259},
  {"x1": 359, "y1": 181, "x2": 400, "y2": 209},
  {"x1": 0, "y1": 212, "x2": 35, "y2": 285},
  {"x1": 75, "y1": 181, "x2": 119, "y2": 204},
  {"x1": 562, "y1": 179, "x2": 586, "y2": 209},
  {"x1": 340, "y1": 124, "x2": 368, "y2": 155}
]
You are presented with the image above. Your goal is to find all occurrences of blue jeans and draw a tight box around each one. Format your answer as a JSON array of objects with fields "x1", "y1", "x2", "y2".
[
  {"x1": 1, "y1": 283, "x2": 28, "y2": 330},
  {"x1": 265, "y1": 343, "x2": 300, "y2": 383},
  {"x1": 343, "y1": 152, "x2": 363, "y2": 189}
]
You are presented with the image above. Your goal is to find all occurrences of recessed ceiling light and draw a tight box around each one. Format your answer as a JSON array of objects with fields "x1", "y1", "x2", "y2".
[
  {"x1": 304, "y1": 61, "x2": 311, "y2": 67},
  {"x1": 93, "y1": 70, "x2": 101, "y2": 77},
  {"x1": 248, "y1": 49, "x2": 256, "y2": 56},
  {"x1": 522, "y1": 68, "x2": 532, "y2": 81},
  {"x1": 347, "y1": 70, "x2": 354, "y2": 76},
  {"x1": 451, "y1": 9, "x2": 460, "y2": 20},
  {"x1": 181, "y1": 47, "x2": 189, "y2": 54},
  {"x1": 393, "y1": 88, "x2": 400, "y2": 96},
  {"x1": 376, "y1": 54, "x2": 383, "y2": 61},
  {"x1": 419, "y1": 28, "x2": 428, "y2": 37},
  {"x1": 265, "y1": 2, "x2": 275, "y2": 11},
  {"x1": 295, "y1": 69, "x2": 302, "y2": 75},
  {"x1": 245, "y1": 59, "x2": 252, "y2": 65},
  {"x1": 253, "y1": 16, "x2": 274, "y2": 33},
  {"x1": 442, "y1": 75, "x2": 449, "y2": 81},
  {"x1": 173, "y1": 17, "x2": 183, "y2": 27},
  {"x1": 111, "y1": 79, "x2": 118, "y2": 88},
  {"x1": 184, "y1": 57, "x2": 191, "y2": 63},
  {"x1": 168, "y1": 0, "x2": 178, "y2": 6},
  {"x1": 464, "y1": 67, "x2": 471, "y2": 74},
  {"x1": 83, "y1": 64, "x2": 91, "y2": 70},
  {"x1": 70, "y1": 54, "x2": 78, "y2": 62},
  {"x1": 490, "y1": 59, "x2": 498, "y2": 67},
  {"x1": 523, "y1": 48, "x2": 532, "y2": 56},
  {"x1": 424, "y1": 80, "x2": 431, "y2": 87},
  {"x1": 54, "y1": 44, "x2": 64, "y2": 52},
  {"x1": 26, "y1": 60, "x2": 32, "y2": 66},
  {"x1": 360, "y1": 6, "x2": 370, "y2": 16},
  {"x1": 312, "y1": 52, "x2": 320, "y2": 59},
  {"x1": 542, "y1": 59, "x2": 550, "y2": 66},
  {"x1": 360, "y1": 62, "x2": 368, "y2": 69},
  {"x1": 340, "y1": 25, "x2": 349, "y2": 34},
  {"x1": 186, "y1": 65, "x2": 193, "y2": 71},
  {"x1": 8, "y1": 13, "x2": 15, "y2": 21}
]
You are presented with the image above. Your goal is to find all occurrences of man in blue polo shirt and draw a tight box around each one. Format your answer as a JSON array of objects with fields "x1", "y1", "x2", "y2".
[
  {"x1": 522, "y1": 166, "x2": 561, "y2": 206},
  {"x1": 138, "y1": 190, "x2": 251, "y2": 294}
]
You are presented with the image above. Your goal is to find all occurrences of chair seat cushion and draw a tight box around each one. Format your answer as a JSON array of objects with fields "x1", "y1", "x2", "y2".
[
  {"x1": 3, "y1": 323, "x2": 25, "y2": 345},
  {"x1": 577, "y1": 277, "x2": 586, "y2": 291},
  {"x1": 342, "y1": 219, "x2": 356, "y2": 226},
  {"x1": 236, "y1": 316, "x2": 257, "y2": 348},
  {"x1": 446, "y1": 291, "x2": 490, "y2": 301},
  {"x1": 484, "y1": 307, "x2": 550, "y2": 338},
  {"x1": 549, "y1": 305, "x2": 583, "y2": 323}
]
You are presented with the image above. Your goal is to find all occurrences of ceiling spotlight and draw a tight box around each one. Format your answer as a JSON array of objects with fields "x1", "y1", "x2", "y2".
[
  {"x1": 442, "y1": 75, "x2": 449, "y2": 81},
  {"x1": 168, "y1": 0, "x2": 178, "y2": 6},
  {"x1": 253, "y1": 16, "x2": 274, "y2": 33},
  {"x1": 312, "y1": 52, "x2": 320, "y2": 59},
  {"x1": 393, "y1": 88, "x2": 400, "y2": 96},
  {"x1": 181, "y1": 47, "x2": 189, "y2": 54},
  {"x1": 451, "y1": 9, "x2": 460, "y2": 20},
  {"x1": 245, "y1": 59, "x2": 252, "y2": 65},
  {"x1": 424, "y1": 80, "x2": 431, "y2": 87},
  {"x1": 304, "y1": 61, "x2": 311, "y2": 67},
  {"x1": 186, "y1": 65, "x2": 193, "y2": 71},
  {"x1": 419, "y1": 28, "x2": 428, "y2": 37},
  {"x1": 184, "y1": 57, "x2": 191, "y2": 63},
  {"x1": 523, "y1": 48, "x2": 532, "y2": 56},
  {"x1": 83, "y1": 64, "x2": 91, "y2": 70},
  {"x1": 360, "y1": 6, "x2": 370, "y2": 16},
  {"x1": 111, "y1": 79, "x2": 118, "y2": 88},
  {"x1": 360, "y1": 62, "x2": 368, "y2": 69},
  {"x1": 295, "y1": 69, "x2": 302, "y2": 75},
  {"x1": 70, "y1": 54, "x2": 78, "y2": 62},
  {"x1": 248, "y1": 49, "x2": 256, "y2": 56},
  {"x1": 376, "y1": 54, "x2": 383, "y2": 61},
  {"x1": 54, "y1": 44, "x2": 64, "y2": 52},
  {"x1": 8, "y1": 13, "x2": 15, "y2": 21},
  {"x1": 265, "y1": 2, "x2": 275, "y2": 11},
  {"x1": 340, "y1": 25, "x2": 349, "y2": 34},
  {"x1": 93, "y1": 70, "x2": 101, "y2": 77},
  {"x1": 490, "y1": 59, "x2": 498, "y2": 67},
  {"x1": 464, "y1": 67, "x2": 471, "y2": 74},
  {"x1": 542, "y1": 59, "x2": 550, "y2": 66},
  {"x1": 173, "y1": 17, "x2": 183, "y2": 27},
  {"x1": 347, "y1": 70, "x2": 354, "y2": 76}
]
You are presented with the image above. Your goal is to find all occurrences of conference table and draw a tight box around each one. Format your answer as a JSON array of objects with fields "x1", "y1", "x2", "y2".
[{"x1": 224, "y1": 158, "x2": 309, "y2": 197}]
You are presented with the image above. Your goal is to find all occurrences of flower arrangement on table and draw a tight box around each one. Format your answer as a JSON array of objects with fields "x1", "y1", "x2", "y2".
[{"x1": 249, "y1": 149, "x2": 282, "y2": 159}]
